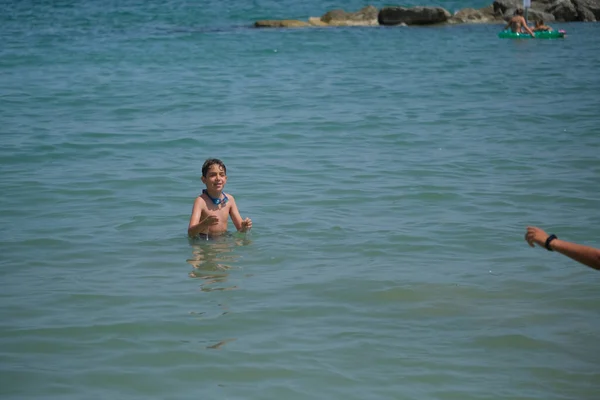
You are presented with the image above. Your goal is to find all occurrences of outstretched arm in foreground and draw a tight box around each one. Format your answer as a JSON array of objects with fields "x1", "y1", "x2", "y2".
[{"x1": 525, "y1": 226, "x2": 600, "y2": 271}]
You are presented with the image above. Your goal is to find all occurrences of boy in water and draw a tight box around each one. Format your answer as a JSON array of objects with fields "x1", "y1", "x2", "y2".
[
  {"x1": 532, "y1": 20, "x2": 553, "y2": 32},
  {"x1": 504, "y1": 9, "x2": 535, "y2": 36},
  {"x1": 188, "y1": 158, "x2": 252, "y2": 237}
]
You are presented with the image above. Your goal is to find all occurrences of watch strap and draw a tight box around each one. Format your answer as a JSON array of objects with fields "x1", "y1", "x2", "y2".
[{"x1": 544, "y1": 234, "x2": 557, "y2": 251}]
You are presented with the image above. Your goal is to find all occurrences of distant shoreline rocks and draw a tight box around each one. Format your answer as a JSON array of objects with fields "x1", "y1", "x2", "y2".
[
  {"x1": 254, "y1": 0, "x2": 600, "y2": 28},
  {"x1": 255, "y1": 6, "x2": 379, "y2": 28}
]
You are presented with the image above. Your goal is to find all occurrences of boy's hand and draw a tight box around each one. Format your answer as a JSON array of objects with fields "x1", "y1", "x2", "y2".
[
  {"x1": 241, "y1": 218, "x2": 252, "y2": 232},
  {"x1": 202, "y1": 215, "x2": 219, "y2": 227},
  {"x1": 525, "y1": 226, "x2": 548, "y2": 248}
]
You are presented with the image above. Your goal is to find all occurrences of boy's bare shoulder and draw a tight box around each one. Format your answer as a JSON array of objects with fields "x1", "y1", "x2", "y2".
[
  {"x1": 194, "y1": 195, "x2": 208, "y2": 207},
  {"x1": 226, "y1": 193, "x2": 239, "y2": 207}
]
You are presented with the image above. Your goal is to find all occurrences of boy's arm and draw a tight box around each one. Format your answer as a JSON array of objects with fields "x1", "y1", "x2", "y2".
[
  {"x1": 550, "y1": 238, "x2": 600, "y2": 271},
  {"x1": 228, "y1": 195, "x2": 252, "y2": 232},
  {"x1": 525, "y1": 226, "x2": 600, "y2": 271}
]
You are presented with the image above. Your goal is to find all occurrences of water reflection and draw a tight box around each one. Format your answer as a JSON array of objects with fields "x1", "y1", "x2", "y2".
[
  {"x1": 186, "y1": 233, "x2": 252, "y2": 292},
  {"x1": 186, "y1": 234, "x2": 252, "y2": 351}
]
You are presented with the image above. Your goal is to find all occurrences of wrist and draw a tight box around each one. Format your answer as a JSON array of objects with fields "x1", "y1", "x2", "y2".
[{"x1": 544, "y1": 234, "x2": 558, "y2": 251}]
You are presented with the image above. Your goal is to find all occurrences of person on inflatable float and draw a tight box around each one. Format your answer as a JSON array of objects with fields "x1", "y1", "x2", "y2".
[{"x1": 503, "y1": 9, "x2": 536, "y2": 36}]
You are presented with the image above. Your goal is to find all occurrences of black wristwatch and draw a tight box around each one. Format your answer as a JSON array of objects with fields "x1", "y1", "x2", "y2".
[{"x1": 544, "y1": 234, "x2": 557, "y2": 251}]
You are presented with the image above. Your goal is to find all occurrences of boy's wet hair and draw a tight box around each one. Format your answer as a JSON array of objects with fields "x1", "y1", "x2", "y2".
[
  {"x1": 537, "y1": 19, "x2": 544, "y2": 25},
  {"x1": 202, "y1": 158, "x2": 227, "y2": 177},
  {"x1": 515, "y1": 8, "x2": 523, "y2": 15}
]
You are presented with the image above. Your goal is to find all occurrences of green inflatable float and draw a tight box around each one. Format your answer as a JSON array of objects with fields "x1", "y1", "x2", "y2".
[{"x1": 498, "y1": 30, "x2": 566, "y2": 39}]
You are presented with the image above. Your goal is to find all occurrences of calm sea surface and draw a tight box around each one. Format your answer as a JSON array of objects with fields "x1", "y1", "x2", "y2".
[{"x1": 1, "y1": 0, "x2": 599, "y2": 399}]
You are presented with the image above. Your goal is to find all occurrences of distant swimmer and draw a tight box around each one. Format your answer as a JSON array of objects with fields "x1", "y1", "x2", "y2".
[
  {"x1": 188, "y1": 158, "x2": 252, "y2": 237},
  {"x1": 532, "y1": 20, "x2": 553, "y2": 32},
  {"x1": 525, "y1": 226, "x2": 600, "y2": 271},
  {"x1": 503, "y1": 9, "x2": 535, "y2": 36}
]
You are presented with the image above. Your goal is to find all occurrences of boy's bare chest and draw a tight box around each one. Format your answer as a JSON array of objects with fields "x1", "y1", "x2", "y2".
[{"x1": 203, "y1": 204, "x2": 230, "y2": 218}]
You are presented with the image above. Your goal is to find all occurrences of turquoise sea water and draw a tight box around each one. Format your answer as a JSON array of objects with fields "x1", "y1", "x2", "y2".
[{"x1": 1, "y1": 1, "x2": 600, "y2": 399}]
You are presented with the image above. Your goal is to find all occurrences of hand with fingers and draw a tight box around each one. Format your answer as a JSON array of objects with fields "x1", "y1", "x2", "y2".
[
  {"x1": 525, "y1": 226, "x2": 550, "y2": 248},
  {"x1": 241, "y1": 217, "x2": 252, "y2": 232},
  {"x1": 202, "y1": 215, "x2": 219, "y2": 228}
]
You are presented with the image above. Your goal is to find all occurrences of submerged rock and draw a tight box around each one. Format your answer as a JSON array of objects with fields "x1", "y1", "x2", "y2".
[
  {"x1": 307, "y1": 17, "x2": 328, "y2": 27},
  {"x1": 254, "y1": 20, "x2": 310, "y2": 28},
  {"x1": 254, "y1": 6, "x2": 378, "y2": 28}
]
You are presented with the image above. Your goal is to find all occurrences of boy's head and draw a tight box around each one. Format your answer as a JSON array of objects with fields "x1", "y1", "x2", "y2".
[
  {"x1": 202, "y1": 158, "x2": 227, "y2": 178},
  {"x1": 201, "y1": 159, "x2": 228, "y2": 191},
  {"x1": 515, "y1": 8, "x2": 523, "y2": 16},
  {"x1": 536, "y1": 20, "x2": 543, "y2": 26}
]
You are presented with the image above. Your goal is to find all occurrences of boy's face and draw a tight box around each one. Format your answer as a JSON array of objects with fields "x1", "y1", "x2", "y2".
[{"x1": 201, "y1": 164, "x2": 227, "y2": 192}]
